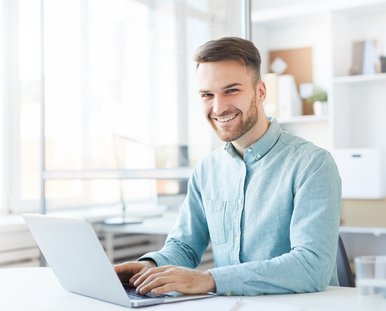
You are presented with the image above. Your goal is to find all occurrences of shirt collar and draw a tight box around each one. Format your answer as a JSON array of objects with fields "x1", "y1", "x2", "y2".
[{"x1": 224, "y1": 118, "x2": 282, "y2": 161}]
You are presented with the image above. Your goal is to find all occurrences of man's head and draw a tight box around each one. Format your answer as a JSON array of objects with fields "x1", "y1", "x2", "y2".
[
  {"x1": 194, "y1": 37, "x2": 268, "y2": 153},
  {"x1": 194, "y1": 37, "x2": 262, "y2": 85}
]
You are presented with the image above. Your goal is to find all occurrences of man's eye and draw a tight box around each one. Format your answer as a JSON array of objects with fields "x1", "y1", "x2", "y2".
[
  {"x1": 226, "y1": 88, "x2": 238, "y2": 94},
  {"x1": 201, "y1": 93, "x2": 213, "y2": 99}
]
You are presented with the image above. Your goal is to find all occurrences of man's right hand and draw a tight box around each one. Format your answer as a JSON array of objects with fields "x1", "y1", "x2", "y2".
[{"x1": 114, "y1": 260, "x2": 156, "y2": 286}]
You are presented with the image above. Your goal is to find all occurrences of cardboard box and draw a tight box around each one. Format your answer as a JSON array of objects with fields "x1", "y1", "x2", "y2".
[{"x1": 332, "y1": 149, "x2": 386, "y2": 199}]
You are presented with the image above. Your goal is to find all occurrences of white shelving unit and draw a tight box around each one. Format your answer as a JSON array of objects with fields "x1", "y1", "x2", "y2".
[{"x1": 252, "y1": 0, "x2": 386, "y2": 153}]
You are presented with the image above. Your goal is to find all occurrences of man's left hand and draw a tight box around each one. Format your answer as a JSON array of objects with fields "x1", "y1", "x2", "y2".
[{"x1": 133, "y1": 265, "x2": 216, "y2": 295}]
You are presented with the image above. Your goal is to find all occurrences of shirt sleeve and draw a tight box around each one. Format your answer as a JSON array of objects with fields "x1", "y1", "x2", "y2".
[
  {"x1": 138, "y1": 169, "x2": 210, "y2": 268},
  {"x1": 209, "y1": 151, "x2": 342, "y2": 295}
]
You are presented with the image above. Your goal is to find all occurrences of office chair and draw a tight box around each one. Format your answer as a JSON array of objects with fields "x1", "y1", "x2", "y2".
[{"x1": 336, "y1": 235, "x2": 356, "y2": 287}]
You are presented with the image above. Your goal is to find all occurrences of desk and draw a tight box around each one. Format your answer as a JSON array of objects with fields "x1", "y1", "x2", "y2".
[
  {"x1": 102, "y1": 212, "x2": 177, "y2": 236},
  {"x1": 1, "y1": 267, "x2": 383, "y2": 311},
  {"x1": 101, "y1": 212, "x2": 177, "y2": 260}
]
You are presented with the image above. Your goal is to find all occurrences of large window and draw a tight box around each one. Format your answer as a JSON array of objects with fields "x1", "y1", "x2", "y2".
[{"x1": 0, "y1": 0, "x2": 242, "y2": 214}]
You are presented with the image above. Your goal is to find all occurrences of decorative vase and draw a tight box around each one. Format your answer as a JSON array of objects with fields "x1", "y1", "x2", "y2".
[{"x1": 313, "y1": 101, "x2": 328, "y2": 116}]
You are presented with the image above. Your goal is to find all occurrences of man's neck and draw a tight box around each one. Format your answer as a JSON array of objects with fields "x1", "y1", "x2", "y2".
[{"x1": 232, "y1": 117, "x2": 270, "y2": 157}]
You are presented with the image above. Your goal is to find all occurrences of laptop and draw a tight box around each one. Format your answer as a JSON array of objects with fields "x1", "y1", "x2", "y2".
[{"x1": 23, "y1": 214, "x2": 214, "y2": 308}]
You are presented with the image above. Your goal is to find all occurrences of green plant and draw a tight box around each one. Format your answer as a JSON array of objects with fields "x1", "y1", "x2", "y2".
[{"x1": 307, "y1": 88, "x2": 328, "y2": 103}]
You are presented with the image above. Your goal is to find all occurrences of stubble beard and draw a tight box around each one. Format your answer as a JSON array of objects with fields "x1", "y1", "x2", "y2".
[{"x1": 210, "y1": 95, "x2": 258, "y2": 142}]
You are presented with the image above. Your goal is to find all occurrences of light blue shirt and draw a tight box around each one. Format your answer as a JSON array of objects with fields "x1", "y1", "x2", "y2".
[{"x1": 140, "y1": 119, "x2": 342, "y2": 295}]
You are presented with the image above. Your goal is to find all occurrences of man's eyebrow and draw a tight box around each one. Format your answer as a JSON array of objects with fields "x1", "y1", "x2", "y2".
[
  {"x1": 198, "y1": 83, "x2": 242, "y2": 94},
  {"x1": 222, "y1": 83, "x2": 242, "y2": 90}
]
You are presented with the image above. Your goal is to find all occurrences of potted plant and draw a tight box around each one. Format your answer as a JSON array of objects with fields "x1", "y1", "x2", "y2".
[{"x1": 307, "y1": 88, "x2": 328, "y2": 116}]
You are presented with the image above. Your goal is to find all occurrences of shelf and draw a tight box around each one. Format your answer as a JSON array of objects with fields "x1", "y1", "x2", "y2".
[
  {"x1": 43, "y1": 168, "x2": 193, "y2": 180},
  {"x1": 340, "y1": 226, "x2": 386, "y2": 236},
  {"x1": 278, "y1": 115, "x2": 329, "y2": 124},
  {"x1": 334, "y1": 73, "x2": 386, "y2": 84},
  {"x1": 252, "y1": 0, "x2": 386, "y2": 24}
]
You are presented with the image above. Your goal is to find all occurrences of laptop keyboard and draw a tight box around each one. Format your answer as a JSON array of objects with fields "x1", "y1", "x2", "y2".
[{"x1": 124, "y1": 286, "x2": 167, "y2": 300}]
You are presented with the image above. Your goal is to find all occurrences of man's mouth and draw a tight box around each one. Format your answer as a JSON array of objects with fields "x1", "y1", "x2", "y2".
[{"x1": 212, "y1": 113, "x2": 239, "y2": 123}]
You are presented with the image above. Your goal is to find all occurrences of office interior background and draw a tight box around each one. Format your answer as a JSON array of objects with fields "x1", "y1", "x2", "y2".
[{"x1": 1, "y1": 0, "x2": 386, "y2": 270}]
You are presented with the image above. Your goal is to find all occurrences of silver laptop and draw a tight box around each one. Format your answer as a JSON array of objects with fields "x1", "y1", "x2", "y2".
[{"x1": 23, "y1": 214, "x2": 214, "y2": 308}]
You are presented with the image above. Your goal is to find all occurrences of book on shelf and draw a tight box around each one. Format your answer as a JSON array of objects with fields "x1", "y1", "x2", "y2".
[{"x1": 350, "y1": 39, "x2": 379, "y2": 75}]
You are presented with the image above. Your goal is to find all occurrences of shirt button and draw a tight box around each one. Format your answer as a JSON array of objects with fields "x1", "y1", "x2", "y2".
[
  {"x1": 247, "y1": 148, "x2": 252, "y2": 152},
  {"x1": 257, "y1": 153, "x2": 261, "y2": 158},
  {"x1": 238, "y1": 199, "x2": 242, "y2": 205}
]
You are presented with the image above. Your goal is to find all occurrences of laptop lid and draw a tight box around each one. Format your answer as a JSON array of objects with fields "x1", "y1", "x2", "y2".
[
  {"x1": 23, "y1": 214, "x2": 213, "y2": 308},
  {"x1": 24, "y1": 214, "x2": 133, "y2": 307}
]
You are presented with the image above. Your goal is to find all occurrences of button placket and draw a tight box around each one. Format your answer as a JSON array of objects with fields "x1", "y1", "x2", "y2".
[
  {"x1": 232, "y1": 193, "x2": 244, "y2": 264},
  {"x1": 232, "y1": 162, "x2": 245, "y2": 264}
]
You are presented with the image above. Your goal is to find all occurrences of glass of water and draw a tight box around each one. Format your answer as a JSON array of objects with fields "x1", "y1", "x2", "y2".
[{"x1": 355, "y1": 256, "x2": 386, "y2": 296}]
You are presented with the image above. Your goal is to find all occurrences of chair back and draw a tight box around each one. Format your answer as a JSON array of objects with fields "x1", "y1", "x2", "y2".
[{"x1": 336, "y1": 235, "x2": 355, "y2": 287}]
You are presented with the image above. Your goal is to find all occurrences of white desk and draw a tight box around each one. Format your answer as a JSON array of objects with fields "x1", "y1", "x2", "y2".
[
  {"x1": 101, "y1": 212, "x2": 177, "y2": 260},
  {"x1": 1, "y1": 267, "x2": 383, "y2": 311},
  {"x1": 102, "y1": 212, "x2": 177, "y2": 236}
]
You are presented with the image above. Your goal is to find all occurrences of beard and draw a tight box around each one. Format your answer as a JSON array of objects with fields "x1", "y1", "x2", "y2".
[{"x1": 209, "y1": 95, "x2": 258, "y2": 142}]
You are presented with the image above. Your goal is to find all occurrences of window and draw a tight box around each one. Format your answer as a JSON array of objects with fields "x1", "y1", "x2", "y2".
[{"x1": 0, "y1": 0, "x2": 241, "y2": 213}]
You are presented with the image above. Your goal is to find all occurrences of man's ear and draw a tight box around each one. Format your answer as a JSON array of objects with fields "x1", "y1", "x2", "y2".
[{"x1": 256, "y1": 81, "x2": 266, "y2": 101}]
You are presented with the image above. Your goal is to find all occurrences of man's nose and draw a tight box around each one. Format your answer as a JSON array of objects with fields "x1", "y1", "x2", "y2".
[{"x1": 212, "y1": 96, "x2": 228, "y2": 115}]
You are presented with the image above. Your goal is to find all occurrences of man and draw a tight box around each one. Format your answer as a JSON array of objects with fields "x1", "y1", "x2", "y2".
[{"x1": 115, "y1": 37, "x2": 341, "y2": 296}]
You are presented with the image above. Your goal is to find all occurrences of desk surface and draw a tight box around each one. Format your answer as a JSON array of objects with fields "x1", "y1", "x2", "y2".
[
  {"x1": 101, "y1": 212, "x2": 177, "y2": 235},
  {"x1": 1, "y1": 267, "x2": 384, "y2": 311}
]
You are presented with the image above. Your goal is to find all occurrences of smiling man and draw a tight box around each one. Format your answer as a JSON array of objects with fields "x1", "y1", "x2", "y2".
[
  {"x1": 198, "y1": 58, "x2": 268, "y2": 155},
  {"x1": 115, "y1": 37, "x2": 342, "y2": 296}
]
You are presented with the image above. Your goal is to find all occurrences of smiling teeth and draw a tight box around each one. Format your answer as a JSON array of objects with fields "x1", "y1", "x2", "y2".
[{"x1": 216, "y1": 114, "x2": 237, "y2": 122}]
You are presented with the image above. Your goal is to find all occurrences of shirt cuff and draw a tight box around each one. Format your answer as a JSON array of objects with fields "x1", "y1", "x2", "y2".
[
  {"x1": 137, "y1": 257, "x2": 158, "y2": 267},
  {"x1": 208, "y1": 266, "x2": 239, "y2": 295},
  {"x1": 137, "y1": 251, "x2": 170, "y2": 267}
]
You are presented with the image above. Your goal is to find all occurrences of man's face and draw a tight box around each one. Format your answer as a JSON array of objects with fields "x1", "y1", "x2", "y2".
[{"x1": 197, "y1": 60, "x2": 262, "y2": 142}]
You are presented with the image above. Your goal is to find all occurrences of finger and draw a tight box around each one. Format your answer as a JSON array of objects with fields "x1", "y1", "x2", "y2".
[
  {"x1": 150, "y1": 283, "x2": 176, "y2": 295},
  {"x1": 114, "y1": 262, "x2": 138, "y2": 274},
  {"x1": 129, "y1": 270, "x2": 146, "y2": 285},
  {"x1": 133, "y1": 269, "x2": 153, "y2": 287},
  {"x1": 115, "y1": 267, "x2": 133, "y2": 282},
  {"x1": 129, "y1": 273, "x2": 139, "y2": 284},
  {"x1": 133, "y1": 266, "x2": 168, "y2": 287},
  {"x1": 137, "y1": 275, "x2": 171, "y2": 295},
  {"x1": 136, "y1": 271, "x2": 166, "y2": 293},
  {"x1": 114, "y1": 262, "x2": 144, "y2": 282},
  {"x1": 114, "y1": 263, "x2": 127, "y2": 273},
  {"x1": 129, "y1": 263, "x2": 157, "y2": 284}
]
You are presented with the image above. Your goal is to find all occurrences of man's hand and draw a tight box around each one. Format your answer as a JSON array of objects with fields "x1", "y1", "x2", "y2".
[
  {"x1": 114, "y1": 260, "x2": 156, "y2": 286},
  {"x1": 134, "y1": 265, "x2": 216, "y2": 295}
]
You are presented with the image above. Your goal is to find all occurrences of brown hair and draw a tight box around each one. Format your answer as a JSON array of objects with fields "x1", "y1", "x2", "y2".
[{"x1": 194, "y1": 37, "x2": 262, "y2": 83}]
